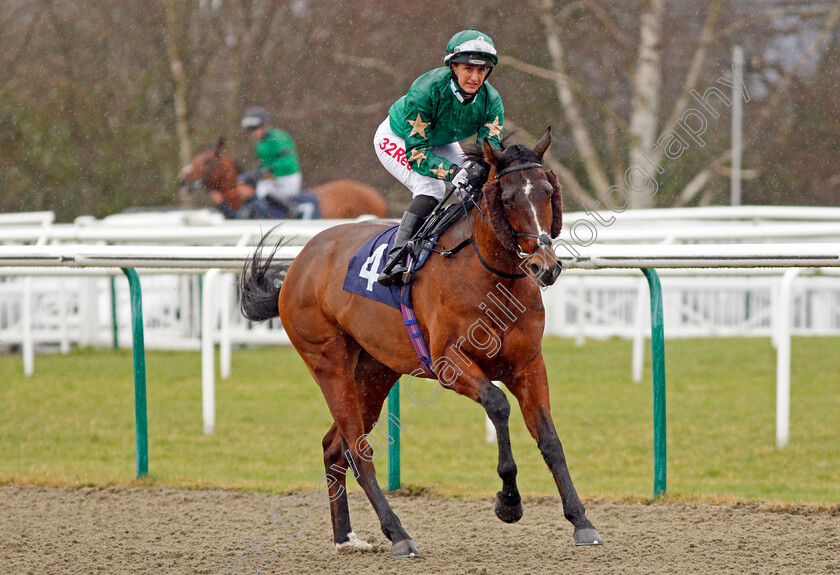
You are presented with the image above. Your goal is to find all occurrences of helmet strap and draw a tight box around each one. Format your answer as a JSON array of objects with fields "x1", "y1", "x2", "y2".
[{"x1": 449, "y1": 67, "x2": 477, "y2": 104}]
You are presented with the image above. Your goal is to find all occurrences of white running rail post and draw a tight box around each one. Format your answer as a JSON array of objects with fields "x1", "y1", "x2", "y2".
[
  {"x1": 202, "y1": 268, "x2": 220, "y2": 434},
  {"x1": 22, "y1": 276, "x2": 34, "y2": 376},
  {"x1": 220, "y1": 272, "x2": 233, "y2": 380},
  {"x1": 632, "y1": 276, "x2": 648, "y2": 383},
  {"x1": 775, "y1": 268, "x2": 800, "y2": 448}
]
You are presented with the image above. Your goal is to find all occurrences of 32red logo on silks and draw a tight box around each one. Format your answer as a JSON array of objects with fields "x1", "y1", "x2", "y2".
[{"x1": 378, "y1": 137, "x2": 413, "y2": 170}]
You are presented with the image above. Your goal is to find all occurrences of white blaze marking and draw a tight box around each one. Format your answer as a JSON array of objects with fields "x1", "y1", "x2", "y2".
[{"x1": 523, "y1": 177, "x2": 548, "y2": 237}]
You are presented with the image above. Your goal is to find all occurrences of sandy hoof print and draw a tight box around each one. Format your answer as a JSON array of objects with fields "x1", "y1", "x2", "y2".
[{"x1": 335, "y1": 532, "x2": 374, "y2": 552}]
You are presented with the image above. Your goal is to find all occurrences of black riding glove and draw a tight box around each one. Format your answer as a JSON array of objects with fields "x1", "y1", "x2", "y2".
[{"x1": 450, "y1": 160, "x2": 487, "y2": 191}]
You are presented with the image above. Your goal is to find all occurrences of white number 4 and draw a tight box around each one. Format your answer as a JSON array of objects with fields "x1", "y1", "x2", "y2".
[{"x1": 359, "y1": 243, "x2": 388, "y2": 291}]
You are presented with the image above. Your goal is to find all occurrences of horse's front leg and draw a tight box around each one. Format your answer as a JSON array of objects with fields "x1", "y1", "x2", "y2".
[
  {"x1": 480, "y1": 382, "x2": 523, "y2": 523},
  {"x1": 436, "y1": 362, "x2": 523, "y2": 523},
  {"x1": 507, "y1": 354, "x2": 604, "y2": 546}
]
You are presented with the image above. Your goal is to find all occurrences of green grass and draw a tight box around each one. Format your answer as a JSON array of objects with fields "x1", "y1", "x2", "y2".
[{"x1": 0, "y1": 337, "x2": 838, "y2": 505}]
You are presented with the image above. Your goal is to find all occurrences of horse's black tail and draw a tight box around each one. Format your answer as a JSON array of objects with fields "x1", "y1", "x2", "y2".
[{"x1": 239, "y1": 228, "x2": 292, "y2": 322}]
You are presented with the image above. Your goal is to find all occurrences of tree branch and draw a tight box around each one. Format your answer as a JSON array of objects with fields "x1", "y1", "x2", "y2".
[
  {"x1": 722, "y1": 5, "x2": 833, "y2": 37},
  {"x1": 627, "y1": 0, "x2": 664, "y2": 209},
  {"x1": 673, "y1": 2, "x2": 839, "y2": 207},
  {"x1": 652, "y1": 0, "x2": 721, "y2": 167},
  {"x1": 331, "y1": 53, "x2": 407, "y2": 82},
  {"x1": 500, "y1": 55, "x2": 631, "y2": 134},
  {"x1": 533, "y1": 0, "x2": 612, "y2": 198},
  {"x1": 673, "y1": 150, "x2": 730, "y2": 207},
  {"x1": 505, "y1": 119, "x2": 597, "y2": 206},
  {"x1": 161, "y1": 0, "x2": 192, "y2": 170},
  {"x1": 583, "y1": 0, "x2": 634, "y2": 55},
  {"x1": 747, "y1": 2, "x2": 840, "y2": 137}
]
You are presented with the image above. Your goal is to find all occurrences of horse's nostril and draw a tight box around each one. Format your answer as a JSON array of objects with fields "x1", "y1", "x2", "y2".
[{"x1": 530, "y1": 264, "x2": 541, "y2": 274}]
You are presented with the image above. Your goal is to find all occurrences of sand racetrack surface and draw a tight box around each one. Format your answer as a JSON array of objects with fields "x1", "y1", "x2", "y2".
[{"x1": 2, "y1": 485, "x2": 838, "y2": 575}]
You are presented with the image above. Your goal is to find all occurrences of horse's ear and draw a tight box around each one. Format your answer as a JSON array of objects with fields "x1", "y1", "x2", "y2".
[
  {"x1": 215, "y1": 137, "x2": 225, "y2": 154},
  {"x1": 533, "y1": 126, "x2": 552, "y2": 159},
  {"x1": 482, "y1": 138, "x2": 503, "y2": 168}
]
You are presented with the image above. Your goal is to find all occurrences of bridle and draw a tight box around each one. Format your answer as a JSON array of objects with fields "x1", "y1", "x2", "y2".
[
  {"x1": 434, "y1": 161, "x2": 557, "y2": 280},
  {"x1": 494, "y1": 161, "x2": 553, "y2": 258}
]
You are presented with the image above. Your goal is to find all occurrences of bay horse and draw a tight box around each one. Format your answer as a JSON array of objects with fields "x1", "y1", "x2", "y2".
[
  {"x1": 178, "y1": 139, "x2": 388, "y2": 218},
  {"x1": 239, "y1": 128, "x2": 603, "y2": 556}
]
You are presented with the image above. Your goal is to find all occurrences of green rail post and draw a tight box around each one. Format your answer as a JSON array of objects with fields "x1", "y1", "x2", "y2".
[
  {"x1": 121, "y1": 268, "x2": 149, "y2": 478},
  {"x1": 387, "y1": 380, "x2": 400, "y2": 491},
  {"x1": 110, "y1": 276, "x2": 119, "y2": 349},
  {"x1": 641, "y1": 268, "x2": 666, "y2": 498}
]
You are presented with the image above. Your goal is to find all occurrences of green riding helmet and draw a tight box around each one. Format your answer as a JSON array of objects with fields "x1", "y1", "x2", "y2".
[{"x1": 443, "y1": 29, "x2": 498, "y2": 68}]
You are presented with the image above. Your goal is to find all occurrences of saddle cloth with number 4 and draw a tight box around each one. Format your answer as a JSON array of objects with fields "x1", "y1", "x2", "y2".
[{"x1": 342, "y1": 225, "x2": 434, "y2": 310}]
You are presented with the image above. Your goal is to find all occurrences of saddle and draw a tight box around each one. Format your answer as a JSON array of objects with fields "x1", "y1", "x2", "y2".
[
  {"x1": 342, "y1": 189, "x2": 478, "y2": 309},
  {"x1": 399, "y1": 189, "x2": 479, "y2": 284},
  {"x1": 341, "y1": 190, "x2": 481, "y2": 378}
]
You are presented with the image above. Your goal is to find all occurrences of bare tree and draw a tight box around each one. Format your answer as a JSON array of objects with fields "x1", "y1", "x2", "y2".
[
  {"x1": 2, "y1": 0, "x2": 839, "y2": 221},
  {"x1": 522, "y1": 0, "x2": 840, "y2": 209}
]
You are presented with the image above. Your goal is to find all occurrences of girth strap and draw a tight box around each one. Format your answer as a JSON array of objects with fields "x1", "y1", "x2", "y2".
[{"x1": 399, "y1": 254, "x2": 437, "y2": 378}]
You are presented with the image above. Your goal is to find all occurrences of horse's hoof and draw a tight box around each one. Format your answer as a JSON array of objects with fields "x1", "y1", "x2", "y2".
[
  {"x1": 494, "y1": 492, "x2": 523, "y2": 523},
  {"x1": 392, "y1": 538, "x2": 421, "y2": 558},
  {"x1": 574, "y1": 527, "x2": 604, "y2": 546},
  {"x1": 335, "y1": 532, "x2": 373, "y2": 552}
]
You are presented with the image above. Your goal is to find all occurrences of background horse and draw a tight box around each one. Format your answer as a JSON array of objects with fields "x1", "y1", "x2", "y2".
[
  {"x1": 239, "y1": 128, "x2": 602, "y2": 556},
  {"x1": 178, "y1": 139, "x2": 388, "y2": 218}
]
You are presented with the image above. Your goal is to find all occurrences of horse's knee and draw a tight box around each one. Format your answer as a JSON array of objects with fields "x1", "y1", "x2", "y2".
[{"x1": 480, "y1": 384, "x2": 511, "y2": 423}]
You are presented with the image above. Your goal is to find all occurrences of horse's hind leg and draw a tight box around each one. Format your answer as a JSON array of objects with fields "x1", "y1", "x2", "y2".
[
  {"x1": 312, "y1": 333, "x2": 417, "y2": 556},
  {"x1": 323, "y1": 350, "x2": 399, "y2": 551},
  {"x1": 321, "y1": 425, "x2": 359, "y2": 549}
]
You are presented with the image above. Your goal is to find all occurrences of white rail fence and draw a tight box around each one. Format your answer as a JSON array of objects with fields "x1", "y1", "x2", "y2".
[{"x1": 2, "y1": 208, "x2": 840, "y2": 446}]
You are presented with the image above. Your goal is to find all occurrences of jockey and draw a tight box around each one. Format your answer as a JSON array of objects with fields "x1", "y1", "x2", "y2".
[
  {"x1": 375, "y1": 28, "x2": 504, "y2": 286},
  {"x1": 211, "y1": 173, "x2": 284, "y2": 219},
  {"x1": 240, "y1": 107, "x2": 303, "y2": 204}
]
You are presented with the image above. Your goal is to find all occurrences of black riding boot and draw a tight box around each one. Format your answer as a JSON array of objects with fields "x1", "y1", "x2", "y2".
[
  {"x1": 377, "y1": 195, "x2": 438, "y2": 286},
  {"x1": 265, "y1": 195, "x2": 302, "y2": 219}
]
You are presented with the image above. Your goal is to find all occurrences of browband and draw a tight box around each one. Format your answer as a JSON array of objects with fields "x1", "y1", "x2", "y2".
[{"x1": 495, "y1": 162, "x2": 543, "y2": 179}]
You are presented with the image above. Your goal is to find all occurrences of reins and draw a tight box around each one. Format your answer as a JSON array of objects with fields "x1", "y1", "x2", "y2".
[{"x1": 448, "y1": 193, "x2": 529, "y2": 279}]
